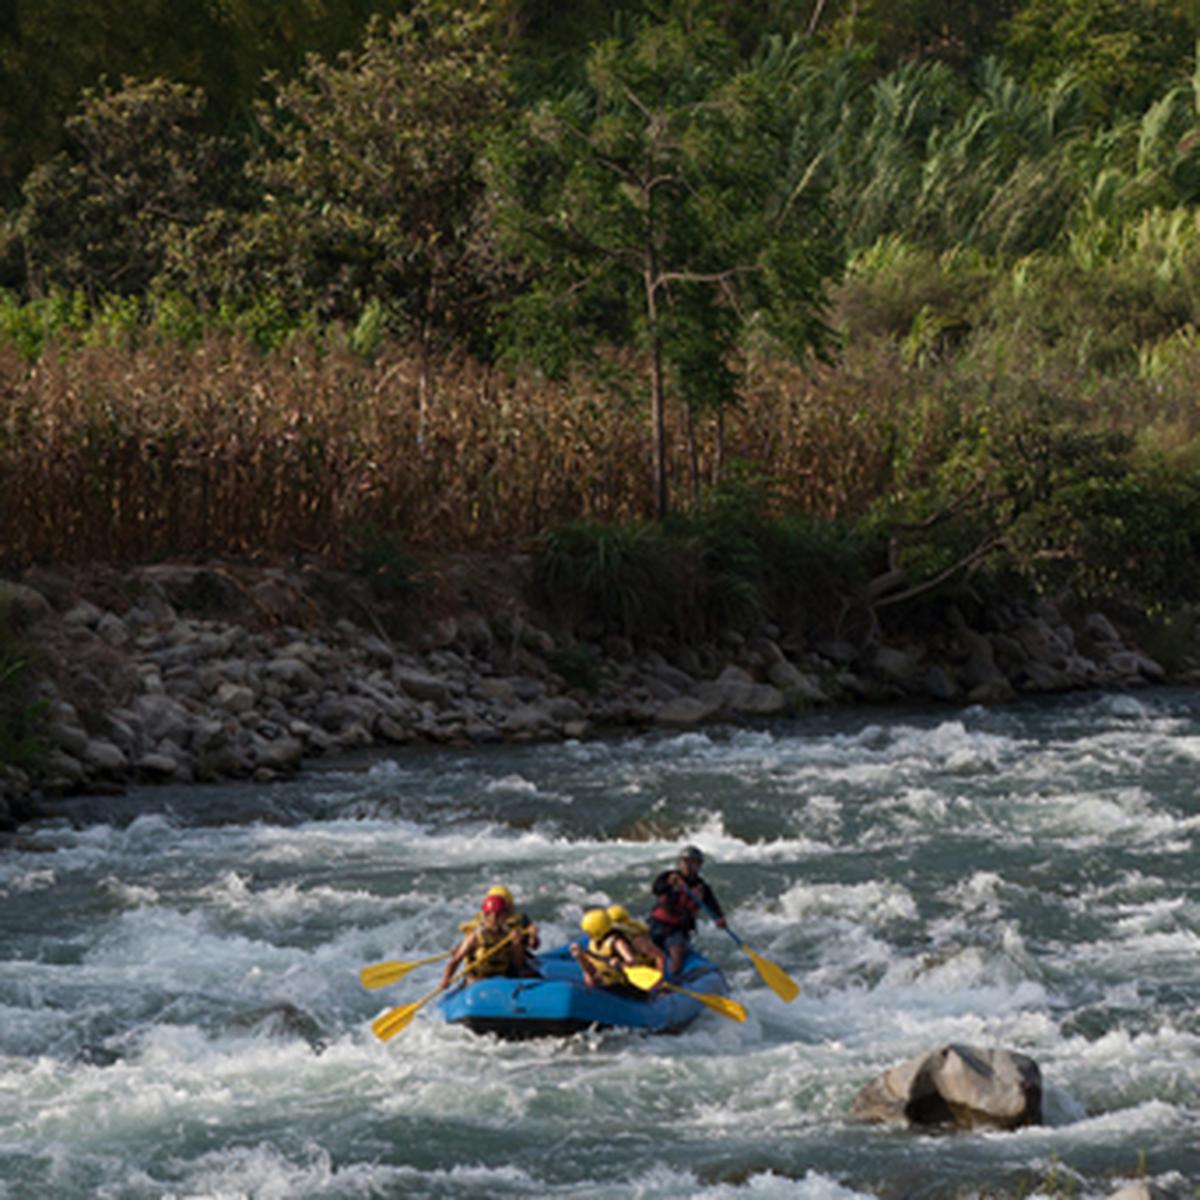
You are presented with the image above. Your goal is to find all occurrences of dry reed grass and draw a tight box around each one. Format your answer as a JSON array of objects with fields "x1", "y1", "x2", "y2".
[
  {"x1": 9, "y1": 328, "x2": 1184, "y2": 572},
  {"x1": 1, "y1": 330, "x2": 914, "y2": 568},
  {"x1": 0, "y1": 335, "x2": 656, "y2": 568}
]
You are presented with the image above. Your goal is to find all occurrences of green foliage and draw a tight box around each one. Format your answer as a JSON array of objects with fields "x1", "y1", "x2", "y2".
[
  {"x1": 0, "y1": 287, "x2": 91, "y2": 359},
  {"x1": 812, "y1": 0, "x2": 1020, "y2": 75},
  {"x1": 536, "y1": 520, "x2": 682, "y2": 639},
  {"x1": 546, "y1": 643, "x2": 604, "y2": 693},
  {"x1": 0, "y1": 0, "x2": 410, "y2": 206},
  {"x1": 16, "y1": 78, "x2": 243, "y2": 301},
  {"x1": 981, "y1": 239, "x2": 1200, "y2": 374},
  {"x1": 536, "y1": 478, "x2": 880, "y2": 643},
  {"x1": 149, "y1": 290, "x2": 206, "y2": 347},
  {"x1": 1009, "y1": 463, "x2": 1200, "y2": 605},
  {"x1": 674, "y1": 470, "x2": 879, "y2": 632},
  {"x1": 492, "y1": 6, "x2": 841, "y2": 516},
  {"x1": 168, "y1": 2, "x2": 511, "y2": 356},
  {"x1": 1000, "y1": 0, "x2": 1197, "y2": 122}
]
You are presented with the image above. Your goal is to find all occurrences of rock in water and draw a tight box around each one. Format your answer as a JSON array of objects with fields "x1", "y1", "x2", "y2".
[{"x1": 849, "y1": 1044, "x2": 1042, "y2": 1131}]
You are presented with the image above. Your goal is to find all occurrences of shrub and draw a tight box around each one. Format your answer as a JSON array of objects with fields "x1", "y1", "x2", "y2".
[{"x1": 535, "y1": 520, "x2": 683, "y2": 640}]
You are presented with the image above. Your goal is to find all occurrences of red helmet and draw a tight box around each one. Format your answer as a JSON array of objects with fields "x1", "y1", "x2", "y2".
[{"x1": 482, "y1": 894, "x2": 509, "y2": 915}]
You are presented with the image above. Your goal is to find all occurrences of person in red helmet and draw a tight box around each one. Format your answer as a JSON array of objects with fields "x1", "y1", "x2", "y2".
[
  {"x1": 459, "y1": 884, "x2": 540, "y2": 958},
  {"x1": 440, "y1": 892, "x2": 527, "y2": 987}
]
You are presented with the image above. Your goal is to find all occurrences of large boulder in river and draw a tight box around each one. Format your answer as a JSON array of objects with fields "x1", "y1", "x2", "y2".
[{"x1": 849, "y1": 1044, "x2": 1042, "y2": 1131}]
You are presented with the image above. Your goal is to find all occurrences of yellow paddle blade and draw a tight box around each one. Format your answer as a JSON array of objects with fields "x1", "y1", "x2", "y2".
[
  {"x1": 744, "y1": 945, "x2": 799, "y2": 1003},
  {"x1": 370, "y1": 984, "x2": 443, "y2": 1041},
  {"x1": 622, "y1": 965, "x2": 745, "y2": 1022},
  {"x1": 663, "y1": 981, "x2": 747, "y2": 1023},
  {"x1": 623, "y1": 965, "x2": 663, "y2": 991},
  {"x1": 359, "y1": 952, "x2": 451, "y2": 990}
]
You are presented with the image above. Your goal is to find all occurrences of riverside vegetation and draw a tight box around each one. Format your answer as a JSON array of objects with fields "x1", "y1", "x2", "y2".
[{"x1": 6, "y1": 3, "x2": 1200, "y2": 822}]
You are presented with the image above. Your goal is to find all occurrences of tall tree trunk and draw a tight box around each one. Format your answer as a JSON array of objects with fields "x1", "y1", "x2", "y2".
[
  {"x1": 644, "y1": 254, "x2": 668, "y2": 521},
  {"x1": 686, "y1": 399, "x2": 701, "y2": 508},
  {"x1": 713, "y1": 405, "x2": 726, "y2": 488}
]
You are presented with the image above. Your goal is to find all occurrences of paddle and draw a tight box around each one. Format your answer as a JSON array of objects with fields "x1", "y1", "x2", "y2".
[
  {"x1": 359, "y1": 951, "x2": 452, "y2": 991},
  {"x1": 368, "y1": 929, "x2": 516, "y2": 1042},
  {"x1": 719, "y1": 925, "x2": 800, "y2": 1003},
  {"x1": 685, "y1": 882, "x2": 800, "y2": 1003},
  {"x1": 623, "y1": 964, "x2": 747, "y2": 1023},
  {"x1": 370, "y1": 976, "x2": 457, "y2": 1041}
]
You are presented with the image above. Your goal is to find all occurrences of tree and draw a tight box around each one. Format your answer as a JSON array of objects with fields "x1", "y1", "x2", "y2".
[
  {"x1": 806, "y1": 0, "x2": 1021, "y2": 74},
  {"x1": 0, "y1": 0, "x2": 410, "y2": 207},
  {"x1": 168, "y1": 1, "x2": 509, "y2": 413},
  {"x1": 999, "y1": 0, "x2": 1198, "y2": 122},
  {"x1": 16, "y1": 78, "x2": 241, "y2": 300},
  {"x1": 490, "y1": 5, "x2": 842, "y2": 519}
]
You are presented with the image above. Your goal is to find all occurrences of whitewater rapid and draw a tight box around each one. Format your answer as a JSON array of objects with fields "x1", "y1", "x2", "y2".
[{"x1": 1, "y1": 689, "x2": 1197, "y2": 1197}]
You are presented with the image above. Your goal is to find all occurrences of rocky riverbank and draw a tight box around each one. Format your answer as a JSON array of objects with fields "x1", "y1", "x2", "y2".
[{"x1": 0, "y1": 555, "x2": 1184, "y2": 830}]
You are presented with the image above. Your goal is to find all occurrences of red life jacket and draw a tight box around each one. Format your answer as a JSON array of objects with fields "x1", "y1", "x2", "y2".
[{"x1": 650, "y1": 877, "x2": 700, "y2": 928}]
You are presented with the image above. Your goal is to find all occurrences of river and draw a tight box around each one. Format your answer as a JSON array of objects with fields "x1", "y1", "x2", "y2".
[{"x1": 1, "y1": 688, "x2": 1198, "y2": 1198}]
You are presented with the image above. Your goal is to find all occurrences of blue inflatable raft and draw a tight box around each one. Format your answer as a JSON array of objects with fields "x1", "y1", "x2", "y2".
[{"x1": 437, "y1": 940, "x2": 730, "y2": 1039}]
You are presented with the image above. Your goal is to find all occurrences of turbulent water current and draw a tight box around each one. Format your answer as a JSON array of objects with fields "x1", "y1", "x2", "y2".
[{"x1": 2, "y1": 688, "x2": 1198, "y2": 1199}]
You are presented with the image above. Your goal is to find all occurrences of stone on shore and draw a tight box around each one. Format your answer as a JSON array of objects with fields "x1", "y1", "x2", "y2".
[{"x1": 2, "y1": 557, "x2": 1191, "y2": 811}]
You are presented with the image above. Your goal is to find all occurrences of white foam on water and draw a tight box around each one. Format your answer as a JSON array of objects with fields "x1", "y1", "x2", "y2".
[
  {"x1": 484, "y1": 773, "x2": 544, "y2": 795},
  {"x1": 623, "y1": 1165, "x2": 879, "y2": 1200},
  {"x1": 979, "y1": 785, "x2": 1197, "y2": 853},
  {"x1": 0, "y1": 866, "x2": 57, "y2": 895},
  {"x1": 779, "y1": 880, "x2": 918, "y2": 926},
  {"x1": 194, "y1": 871, "x2": 385, "y2": 928},
  {"x1": 4, "y1": 688, "x2": 1199, "y2": 1198}
]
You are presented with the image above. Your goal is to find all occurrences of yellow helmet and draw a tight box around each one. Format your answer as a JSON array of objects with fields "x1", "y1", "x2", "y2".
[
  {"x1": 580, "y1": 908, "x2": 612, "y2": 940},
  {"x1": 606, "y1": 904, "x2": 632, "y2": 925},
  {"x1": 486, "y1": 885, "x2": 514, "y2": 906}
]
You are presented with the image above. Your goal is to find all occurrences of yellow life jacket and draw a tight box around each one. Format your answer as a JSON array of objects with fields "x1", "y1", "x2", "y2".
[
  {"x1": 585, "y1": 930, "x2": 635, "y2": 986},
  {"x1": 466, "y1": 923, "x2": 516, "y2": 980},
  {"x1": 461, "y1": 911, "x2": 535, "y2": 944},
  {"x1": 605, "y1": 924, "x2": 661, "y2": 979},
  {"x1": 613, "y1": 916, "x2": 650, "y2": 939}
]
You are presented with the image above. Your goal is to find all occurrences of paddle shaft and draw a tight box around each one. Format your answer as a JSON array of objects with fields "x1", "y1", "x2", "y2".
[
  {"x1": 370, "y1": 929, "x2": 516, "y2": 1042},
  {"x1": 658, "y1": 978, "x2": 746, "y2": 1022},
  {"x1": 359, "y1": 951, "x2": 452, "y2": 990},
  {"x1": 682, "y1": 880, "x2": 800, "y2": 1002},
  {"x1": 620, "y1": 962, "x2": 745, "y2": 1022}
]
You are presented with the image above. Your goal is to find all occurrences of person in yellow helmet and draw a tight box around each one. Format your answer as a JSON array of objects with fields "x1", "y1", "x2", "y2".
[
  {"x1": 441, "y1": 892, "x2": 527, "y2": 988},
  {"x1": 606, "y1": 904, "x2": 664, "y2": 975},
  {"x1": 570, "y1": 908, "x2": 659, "y2": 990}
]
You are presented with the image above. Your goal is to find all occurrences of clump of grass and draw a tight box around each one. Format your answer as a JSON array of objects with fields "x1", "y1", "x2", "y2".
[{"x1": 535, "y1": 521, "x2": 681, "y2": 639}]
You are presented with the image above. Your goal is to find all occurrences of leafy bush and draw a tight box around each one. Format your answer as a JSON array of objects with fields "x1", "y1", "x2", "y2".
[
  {"x1": 535, "y1": 474, "x2": 882, "y2": 644},
  {"x1": 535, "y1": 521, "x2": 683, "y2": 640}
]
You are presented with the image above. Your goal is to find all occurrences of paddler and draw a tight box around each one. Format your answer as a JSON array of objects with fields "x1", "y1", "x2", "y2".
[
  {"x1": 440, "y1": 892, "x2": 527, "y2": 987},
  {"x1": 461, "y1": 884, "x2": 541, "y2": 959},
  {"x1": 606, "y1": 903, "x2": 665, "y2": 975},
  {"x1": 570, "y1": 908, "x2": 660, "y2": 991},
  {"x1": 649, "y1": 845, "x2": 725, "y2": 977}
]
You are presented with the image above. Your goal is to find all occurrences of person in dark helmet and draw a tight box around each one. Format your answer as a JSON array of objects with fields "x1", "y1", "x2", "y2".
[{"x1": 649, "y1": 845, "x2": 725, "y2": 977}]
